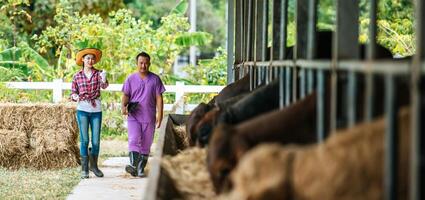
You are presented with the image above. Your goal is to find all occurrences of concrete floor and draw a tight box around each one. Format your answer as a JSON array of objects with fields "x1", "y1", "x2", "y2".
[{"x1": 67, "y1": 157, "x2": 148, "y2": 200}]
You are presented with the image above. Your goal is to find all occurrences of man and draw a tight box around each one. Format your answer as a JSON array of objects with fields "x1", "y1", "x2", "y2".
[{"x1": 121, "y1": 52, "x2": 165, "y2": 177}]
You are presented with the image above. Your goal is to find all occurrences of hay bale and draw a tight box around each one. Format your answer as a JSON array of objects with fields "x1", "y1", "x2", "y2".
[
  {"x1": 0, "y1": 129, "x2": 28, "y2": 158},
  {"x1": 25, "y1": 103, "x2": 78, "y2": 131},
  {"x1": 0, "y1": 103, "x2": 78, "y2": 132},
  {"x1": 29, "y1": 128, "x2": 78, "y2": 155},
  {"x1": 0, "y1": 104, "x2": 28, "y2": 131},
  {"x1": 2, "y1": 148, "x2": 80, "y2": 170},
  {"x1": 161, "y1": 147, "x2": 217, "y2": 200},
  {"x1": 0, "y1": 103, "x2": 79, "y2": 170}
]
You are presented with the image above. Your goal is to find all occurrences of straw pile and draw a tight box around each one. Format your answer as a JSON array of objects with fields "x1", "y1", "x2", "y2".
[
  {"x1": 0, "y1": 103, "x2": 79, "y2": 170},
  {"x1": 173, "y1": 125, "x2": 191, "y2": 149},
  {"x1": 161, "y1": 147, "x2": 217, "y2": 200}
]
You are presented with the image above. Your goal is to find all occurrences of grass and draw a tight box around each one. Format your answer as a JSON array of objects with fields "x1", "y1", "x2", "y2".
[
  {"x1": 0, "y1": 139, "x2": 129, "y2": 199},
  {"x1": 0, "y1": 134, "x2": 158, "y2": 199},
  {"x1": 100, "y1": 139, "x2": 128, "y2": 158},
  {"x1": 0, "y1": 167, "x2": 80, "y2": 200}
]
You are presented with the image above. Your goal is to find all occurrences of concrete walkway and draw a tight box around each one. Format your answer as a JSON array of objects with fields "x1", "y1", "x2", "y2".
[{"x1": 67, "y1": 157, "x2": 148, "y2": 200}]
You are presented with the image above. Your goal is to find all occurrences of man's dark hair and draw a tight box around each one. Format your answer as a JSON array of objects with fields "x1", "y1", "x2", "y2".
[{"x1": 136, "y1": 52, "x2": 151, "y2": 61}]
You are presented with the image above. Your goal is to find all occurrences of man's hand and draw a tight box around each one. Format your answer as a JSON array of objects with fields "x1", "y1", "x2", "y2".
[
  {"x1": 156, "y1": 116, "x2": 162, "y2": 128},
  {"x1": 122, "y1": 94, "x2": 130, "y2": 115}
]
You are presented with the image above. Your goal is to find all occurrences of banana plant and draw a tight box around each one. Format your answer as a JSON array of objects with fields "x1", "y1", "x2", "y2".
[
  {"x1": 170, "y1": 0, "x2": 213, "y2": 47},
  {"x1": 170, "y1": 0, "x2": 189, "y2": 15},
  {"x1": 174, "y1": 32, "x2": 212, "y2": 47},
  {"x1": 0, "y1": 43, "x2": 54, "y2": 81}
]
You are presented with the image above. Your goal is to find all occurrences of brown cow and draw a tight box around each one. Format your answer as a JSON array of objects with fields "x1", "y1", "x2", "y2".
[
  {"x1": 215, "y1": 72, "x2": 251, "y2": 104},
  {"x1": 227, "y1": 107, "x2": 411, "y2": 200},
  {"x1": 196, "y1": 79, "x2": 280, "y2": 147},
  {"x1": 186, "y1": 73, "x2": 251, "y2": 145},
  {"x1": 207, "y1": 92, "x2": 318, "y2": 193},
  {"x1": 186, "y1": 100, "x2": 215, "y2": 146}
]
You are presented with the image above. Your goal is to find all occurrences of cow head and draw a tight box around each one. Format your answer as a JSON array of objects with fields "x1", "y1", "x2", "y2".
[
  {"x1": 207, "y1": 124, "x2": 248, "y2": 193},
  {"x1": 195, "y1": 107, "x2": 221, "y2": 147},
  {"x1": 186, "y1": 102, "x2": 215, "y2": 145}
]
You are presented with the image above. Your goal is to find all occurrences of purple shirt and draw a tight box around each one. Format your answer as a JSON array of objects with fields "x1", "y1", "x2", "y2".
[{"x1": 122, "y1": 72, "x2": 165, "y2": 123}]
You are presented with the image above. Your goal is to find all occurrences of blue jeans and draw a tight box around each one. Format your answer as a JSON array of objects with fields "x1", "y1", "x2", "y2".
[{"x1": 76, "y1": 110, "x2": 102, "y2": 157}]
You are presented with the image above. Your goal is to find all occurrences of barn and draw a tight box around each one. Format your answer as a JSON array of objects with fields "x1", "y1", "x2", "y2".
[{"x1": 145, "y1": 0, "x2": 424, "y2": 200}]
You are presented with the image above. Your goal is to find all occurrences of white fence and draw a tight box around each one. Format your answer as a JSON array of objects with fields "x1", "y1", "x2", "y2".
[{"x1": 4, "y1": 79, "x2": 224, "y2": 114}]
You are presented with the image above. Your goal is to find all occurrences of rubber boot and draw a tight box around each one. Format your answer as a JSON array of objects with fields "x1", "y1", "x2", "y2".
[
  {"x1": 81, "y1": 156, "x2": 89, "y2": 179},
  {"x1": 125, "y1": 151, "x2": 140, "y2": 177},
  {"x1": 137, "y1": 154, "x2": 149, "y2": 177},
  {"x1": 89, "y1": 154, "x2": 104, "y2": 177}
]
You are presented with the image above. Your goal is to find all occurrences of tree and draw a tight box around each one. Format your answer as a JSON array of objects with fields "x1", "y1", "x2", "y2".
[
  {"x1": 32, "y1": 1, "x2": 211, "y2": 83},
  {"x1": 125, "y1": 0, "x2": 226, "y2": 55}
]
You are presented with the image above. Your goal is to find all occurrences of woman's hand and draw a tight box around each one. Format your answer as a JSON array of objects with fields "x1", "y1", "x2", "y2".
[
  {"x1": 122, "y1": 106, "x2": 128, "y2": 115},
  {"x1": 71, "y1": 94, "x2": 79, "y2": 102},
  {"x1": 100, "y1": 70, "x2": 107, "y2": 83}
]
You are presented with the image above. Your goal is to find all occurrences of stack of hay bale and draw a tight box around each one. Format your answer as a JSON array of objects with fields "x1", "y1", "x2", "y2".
[{"x1": 0, "y1": 103, "x2": 80, "y2": 170}]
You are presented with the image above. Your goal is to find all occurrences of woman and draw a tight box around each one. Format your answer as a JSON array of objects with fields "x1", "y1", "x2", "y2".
[{"x1": 71, "y1": 47, "x2": 108, "y2": 179}]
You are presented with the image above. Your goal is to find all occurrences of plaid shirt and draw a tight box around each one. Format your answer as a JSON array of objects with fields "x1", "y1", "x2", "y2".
[{"x1": 71, "y1": 68, "x2": 109, "y2": 107}]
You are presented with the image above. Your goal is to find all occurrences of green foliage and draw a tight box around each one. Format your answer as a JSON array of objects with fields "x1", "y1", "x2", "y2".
[
  {"x1": 0, "y1": 66, "x2": 25, "y2": 81},
  {"x1": 0, "y1": 83, "x2": 52, "y2": 103},
  {"x1": 0, "y1": 42, "x2": 53, "y2": 81},
  {"x1": 359, "y1": 0, "x2": 414, "y2": 56},
  {"x1": 170, "y1": 0, "x2": 189, "y2": 15},
  {"x1": 174, "y1": 32, "x2": 213, "y2": 47},
  {"x1": 286, "y1": 0, "x2": 414, "y2": 56},
  {"x1": 101, "y1": 107, "x2": 127, "y2": 140},
  {"x1": 0, "y1": 0, "x2": 31, "y2": 50},
  {"x1": 125, "y1": 0, "x2": 226, "y2": 54},
  {"x1": 318, "y1": 0, "x2": 335, "y2": 30},
  {"x1": 74, "y1": 38, "x2": 103, "y2": 50},
  {"x1": 32, "y1": 4, "x2": 210, "y2": 83},
  {"x1": 183, "y1": 47, "x2": 227, "y2": 85},
  {"x1": 182, "y1": 47, "x2": 227, "y2": 103}
]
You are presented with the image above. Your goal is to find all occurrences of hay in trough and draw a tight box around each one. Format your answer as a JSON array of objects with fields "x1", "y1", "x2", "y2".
[
  {"x1": 161, "y1": 147, "x2": 217, "y2": 200},
  {"x1": 173, "y1": 125, "x2": 190, "y2": 149},
  {"x1": 0, "y1": 103, "x2": 79, "y2": 170}
]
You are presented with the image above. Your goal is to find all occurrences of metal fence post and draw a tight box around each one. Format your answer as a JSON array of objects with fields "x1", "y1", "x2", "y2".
[{"x1": 53, "y1": 79, "x2": 63, "y2": 103}]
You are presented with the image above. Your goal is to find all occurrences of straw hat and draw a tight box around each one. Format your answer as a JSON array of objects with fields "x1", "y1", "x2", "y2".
[{"x1": 75, "y1": 48, "x2": 102, "y2": 66}]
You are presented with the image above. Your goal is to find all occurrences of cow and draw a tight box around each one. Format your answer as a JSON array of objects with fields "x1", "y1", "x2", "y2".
[
  {"x1": 188, "y1": 93, "x2": 248, "y2": 146},
  {"x1": 195, "y1": 79, "x2": 280, "y2": 146},
  {"x1": 215, "y1": 72, "x2": 251, "y2": 104},
  {"x1": 186, "y1": 73, "x2": 251, "y2": 146},
  {"x1": 207, "y1": 92, "x2": 318, "y2": 193},
  {"x1": 185, "y1": 100, "x2": 215, "y2": 146},
  {"x1": 227, "y1": 107, "x2": 411, "y2": 200}
]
